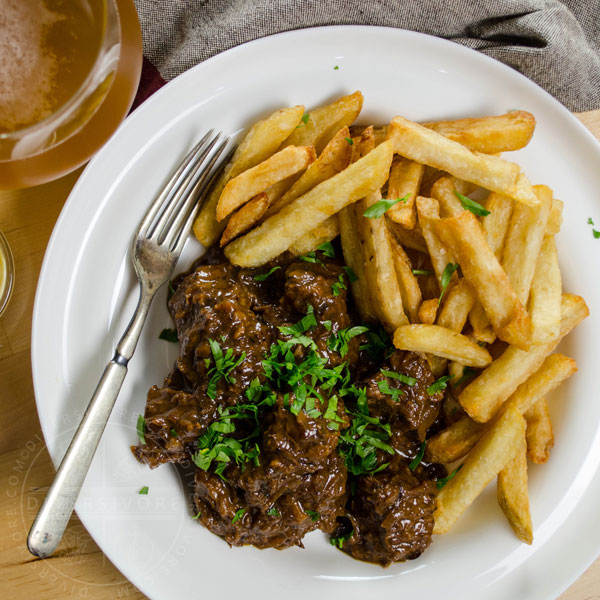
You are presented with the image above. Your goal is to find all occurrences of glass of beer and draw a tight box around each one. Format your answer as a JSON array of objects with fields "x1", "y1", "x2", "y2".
[
  {"x1": 0, "y1": 0, "x2": 142, "y2": 314},
  {"x1": 0, "y1": 0, "x2": 143, "y2": 190}
]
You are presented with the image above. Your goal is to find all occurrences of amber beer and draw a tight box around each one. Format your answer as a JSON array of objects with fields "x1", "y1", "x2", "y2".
[{"x1": 0, "y1": 0, "x2": 143, "y2": 189}]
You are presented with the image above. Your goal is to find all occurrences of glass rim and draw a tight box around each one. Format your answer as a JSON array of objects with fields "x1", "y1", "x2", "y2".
[
  {"x1": 0, "y1": 230, "x2": 14, "y2": 317},
  {"x1": 0, "y1": 0, "x2": 115, "y2": 143}
]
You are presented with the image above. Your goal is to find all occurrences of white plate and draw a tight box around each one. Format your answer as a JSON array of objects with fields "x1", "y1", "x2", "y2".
[{"x1": 32, "y1": 26, "x2": 600, "y2": 600}]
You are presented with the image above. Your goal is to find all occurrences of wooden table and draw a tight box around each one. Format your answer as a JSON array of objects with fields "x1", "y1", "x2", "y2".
[{"x1": 1, "y1": 110, "x2": 599, "y2": 600}]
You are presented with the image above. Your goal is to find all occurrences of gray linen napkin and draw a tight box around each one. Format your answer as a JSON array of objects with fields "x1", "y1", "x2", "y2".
[{"x1": 133, "y1": 0, "x2": 600, "y2": 112}]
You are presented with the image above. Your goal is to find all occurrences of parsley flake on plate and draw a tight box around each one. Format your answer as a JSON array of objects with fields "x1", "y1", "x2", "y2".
[
  {"x1": 138, "y1": 486, "x2": 149, "y2": 495},
  {"x1": 136, "y1": 414, "x2": 146, "y2": 444},
  {"x1": 436, "y1": 464, "x2": 463, "y2": 489}
]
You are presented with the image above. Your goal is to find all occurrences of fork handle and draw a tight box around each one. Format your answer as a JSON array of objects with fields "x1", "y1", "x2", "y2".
[
  {"x1": 27, "y1": 289, "x2": 154, "y2": 558},
  {"x1": 27, "y1": 358, "x2": 127, "y2": 558}
]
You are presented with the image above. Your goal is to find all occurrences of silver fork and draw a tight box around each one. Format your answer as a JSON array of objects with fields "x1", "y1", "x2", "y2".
[{"x1": 27, "y1": 130, "x2": 229, "y2": 558}]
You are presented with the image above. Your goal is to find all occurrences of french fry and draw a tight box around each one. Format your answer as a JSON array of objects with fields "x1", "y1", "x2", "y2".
[
  {"x1": 340, "y1": 205, "x2": 376, "y2": 322},
  {"x1": 418, "y1": 299, "x2": 439, "y2": 325},
  {"x1": 220, "y1": 192, "x2": 269, "y2": 246},
  {"x1": 468, "y1": 302, "x2": 496, "y2": 344},
  {"x1": 386, "y1": 156, "x2": 423, "y2": 228},
  {"x1": 497, "y1": 432, "x2": 533, "y2": 544},
  {"x1": 431, "y1": 176, "x2": 465, "y2": 216},
  {"x1": 193, "y1": 105, "x2": 305, "y2": 247},
  {"x1": 546, "y1": 197, "x2": 564, "y2": 235},
  {"x1": 393, "y1": 324, "x2": 492, "y2": 367},
  {"x1": 480, "y1": 192, "x2": 514, "y2": 258},
  {"x1": 288, "y1": 216, "x2": 340, "y2": 256},
  {"x1": 459, "y1": 294, "x2": 587, "y2": 423},
  {"x1": 357, "y1": 190, "x2": 409, "y2": 330},
  {"x1": 225, "y1": 140, "x2": 394, "y2": 267},
  {"x1": 502, "y1": 353, "x2": 576, "y2": 417},
  {"x1": 351, "y1": 125, "x2": 375, "y2": 162},
  {"x1": 467, "y1": 191, "x2": 514, "y2": 343},
  {"x1": 389, "y1": 234, "x2": 422, "y2": 323},
  {"x1": 416, "y1": 196, "x2": 457, "y2": 290},
  {"x1": 433, "y1": 407, "x2": 526, "y2": 534},
  {"x1": 426, "y1": 415, "x2": 484, "y2": 464},
  {"x1": 216, "y1": 145, "x2": 316, "y2": 221},
  {"x1": 437, "y1": 278, "x2": 476, "y2": 332},
  {"x1": 525, "y1": 398, "x2": 554, "y2": 464},
  {"x1": 501, "y1": 185, "x2": 552, "y2": 305},
  {"x1": 432, "y1": 210, "x2": 532, "y2": 349},
  {"x1": 529, "y1": 235, "x2": 562, "y2": 343},
  {"x1": 266, "y1": 126, "x2": 352, "y2": 218},
  {"x1": 387, "y1": 116, "x2": 537, "y2": 205},
  {"x1": 423, "y1": 111, "x2": 535, "y2": 154},
  {"x1": 283, "y1": 91, "x2": 364, "y2": 154},
  {"x1": 387, "y1": 220, "x2": 429, "y2": 254}
]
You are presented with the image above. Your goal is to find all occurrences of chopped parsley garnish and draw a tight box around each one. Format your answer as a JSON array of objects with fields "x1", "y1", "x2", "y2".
[
  {"x1": 317, "y1": 241, "x2": 336, "y2": 258},
  {"x1": 192, "y1": 510, "x2": 202, "y2": 519},
  {"x1": 254, "y1": 266, "x2": 281, "y2": 281},
  {"x1": 439, "y1": 262, "x2": 459, "y2": 302},
  {"x1": 159, "y1": 328, "x2": 178, "y2": 343},
  {"x1": 330, "y1": 529, "x2": 354, "y2": 548},
  {"x1": 322, "y1": 395, "x2": 346, "y2": 431},
  {"x1": 299, "y1": 251, "x2": 324, "y2": 266},
  {"x1": 409, "y1": 441, "x2": 426, "y2": 471},
  {"x1": 136, "y1": 414, "x2": 146, "y2": 444},
  {"x1": 436, "y1": 464, "x2": 463, "y2": 489},
  {"x1": 169, "y1": 428, "x2": 177, "y2": 437},
  {"x1": 328, "y1": 325, "x2": 369, "y2": 357},
  {"x1": 231, "y1": 508, "x2": 246, "y2": 524},
  {"x1": 412, "y1": 269, "x2": 434, "y2": 276},
  {"x1": 380, "y1": 369, "x2": 417, "y2": 387},
  {"x1": 296, "y1": 113, "x2": 310, "y2": 128},
  {"x1": 338, "y1": 387, "x2": 394, "y2": 475},
  {"x1": 167, "y1": 281, "x2": 176, "y2": 300},
  {"x1": 334, "y1": 65, "x2": 339, "y2": 70},
  {"x1": 343, "y1": 266, "x2": 358, "y2": 282},
  {"x1": 267, "y1": 507, "x2": 280, "y2": 517},
  {"x1": 362, "y1": 195, "x2": 409, "y2": 219},
  {"x1": 322, "y1": 320, "x2": 332, "y2": 331},
  {"x1": 345, "y1": 137, "x2": 354, "y2": 145},
  {"x1": 332, "y1": 273, "x2": 347, "y2": 297},
  {"x1": 360, "y1": 325, "x2": 393, "y2": 362},
  {"x1": 590, "y1": 217, "x2": 600, "y2": 238},
  {"x1": 453, "y1": 366, "x2": 477, "y2": 387},
  {"x1": 588, "y1": 217, "x2": 594, "y2": 225},
  {"x1": 204, "y1": 339, "x2": 246, "y2": 400},
  {"x1": 427, "y1": 374, "x2": 453, "y2": 395},
  {"x1": 305, "y1": 509, "x2": 320, "y2": 521},
  {"x1": 454, "y1": 190, "x2": 490, "y2": 217},
  {"x1": 138, "y1": 486, "x2": 149, "y2": 495},
  {"x1": 279, "y1": 304, "x2": 317, "y2": 338},
  {"x1": 377, "y1": 380, "x2": 403, "y2": 401}
]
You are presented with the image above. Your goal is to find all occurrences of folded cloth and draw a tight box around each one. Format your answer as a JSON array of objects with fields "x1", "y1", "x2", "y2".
[{"x1": 133, "y1": 0, "x2": 600, "y2": 112}]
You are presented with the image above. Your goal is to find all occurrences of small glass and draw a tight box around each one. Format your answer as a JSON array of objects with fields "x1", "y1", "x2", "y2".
[{"x1": 0, "y1": 231, "x2": 14, "y2": 317}]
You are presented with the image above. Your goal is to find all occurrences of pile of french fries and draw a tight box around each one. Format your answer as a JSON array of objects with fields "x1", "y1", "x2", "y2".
[{"x1": 192, "y1": 92, "x2": 589, "y2": 546}]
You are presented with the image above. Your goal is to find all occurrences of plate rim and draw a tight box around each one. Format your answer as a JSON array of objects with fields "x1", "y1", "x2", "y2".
[{"x1": 31, "y1": 24, "x2": 600, "y2": 600}]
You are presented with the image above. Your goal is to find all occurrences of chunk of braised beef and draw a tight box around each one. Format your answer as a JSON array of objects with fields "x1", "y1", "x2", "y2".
[
  {"x1": 364, "y1": 350, "x2": 443, "y2": 441},
  {"x1": 336, "y1": 466, "x2": 436, "y2": 566}
]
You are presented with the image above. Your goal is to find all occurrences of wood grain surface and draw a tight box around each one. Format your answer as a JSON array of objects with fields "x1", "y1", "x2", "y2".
[{"x1": 1, "y1": 110, "x2": 599, "y2": 600}]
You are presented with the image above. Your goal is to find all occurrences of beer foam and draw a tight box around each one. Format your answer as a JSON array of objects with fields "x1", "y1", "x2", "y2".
[{"x1": 0, "y1": 0, "x2": 61, "y2": 131}]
